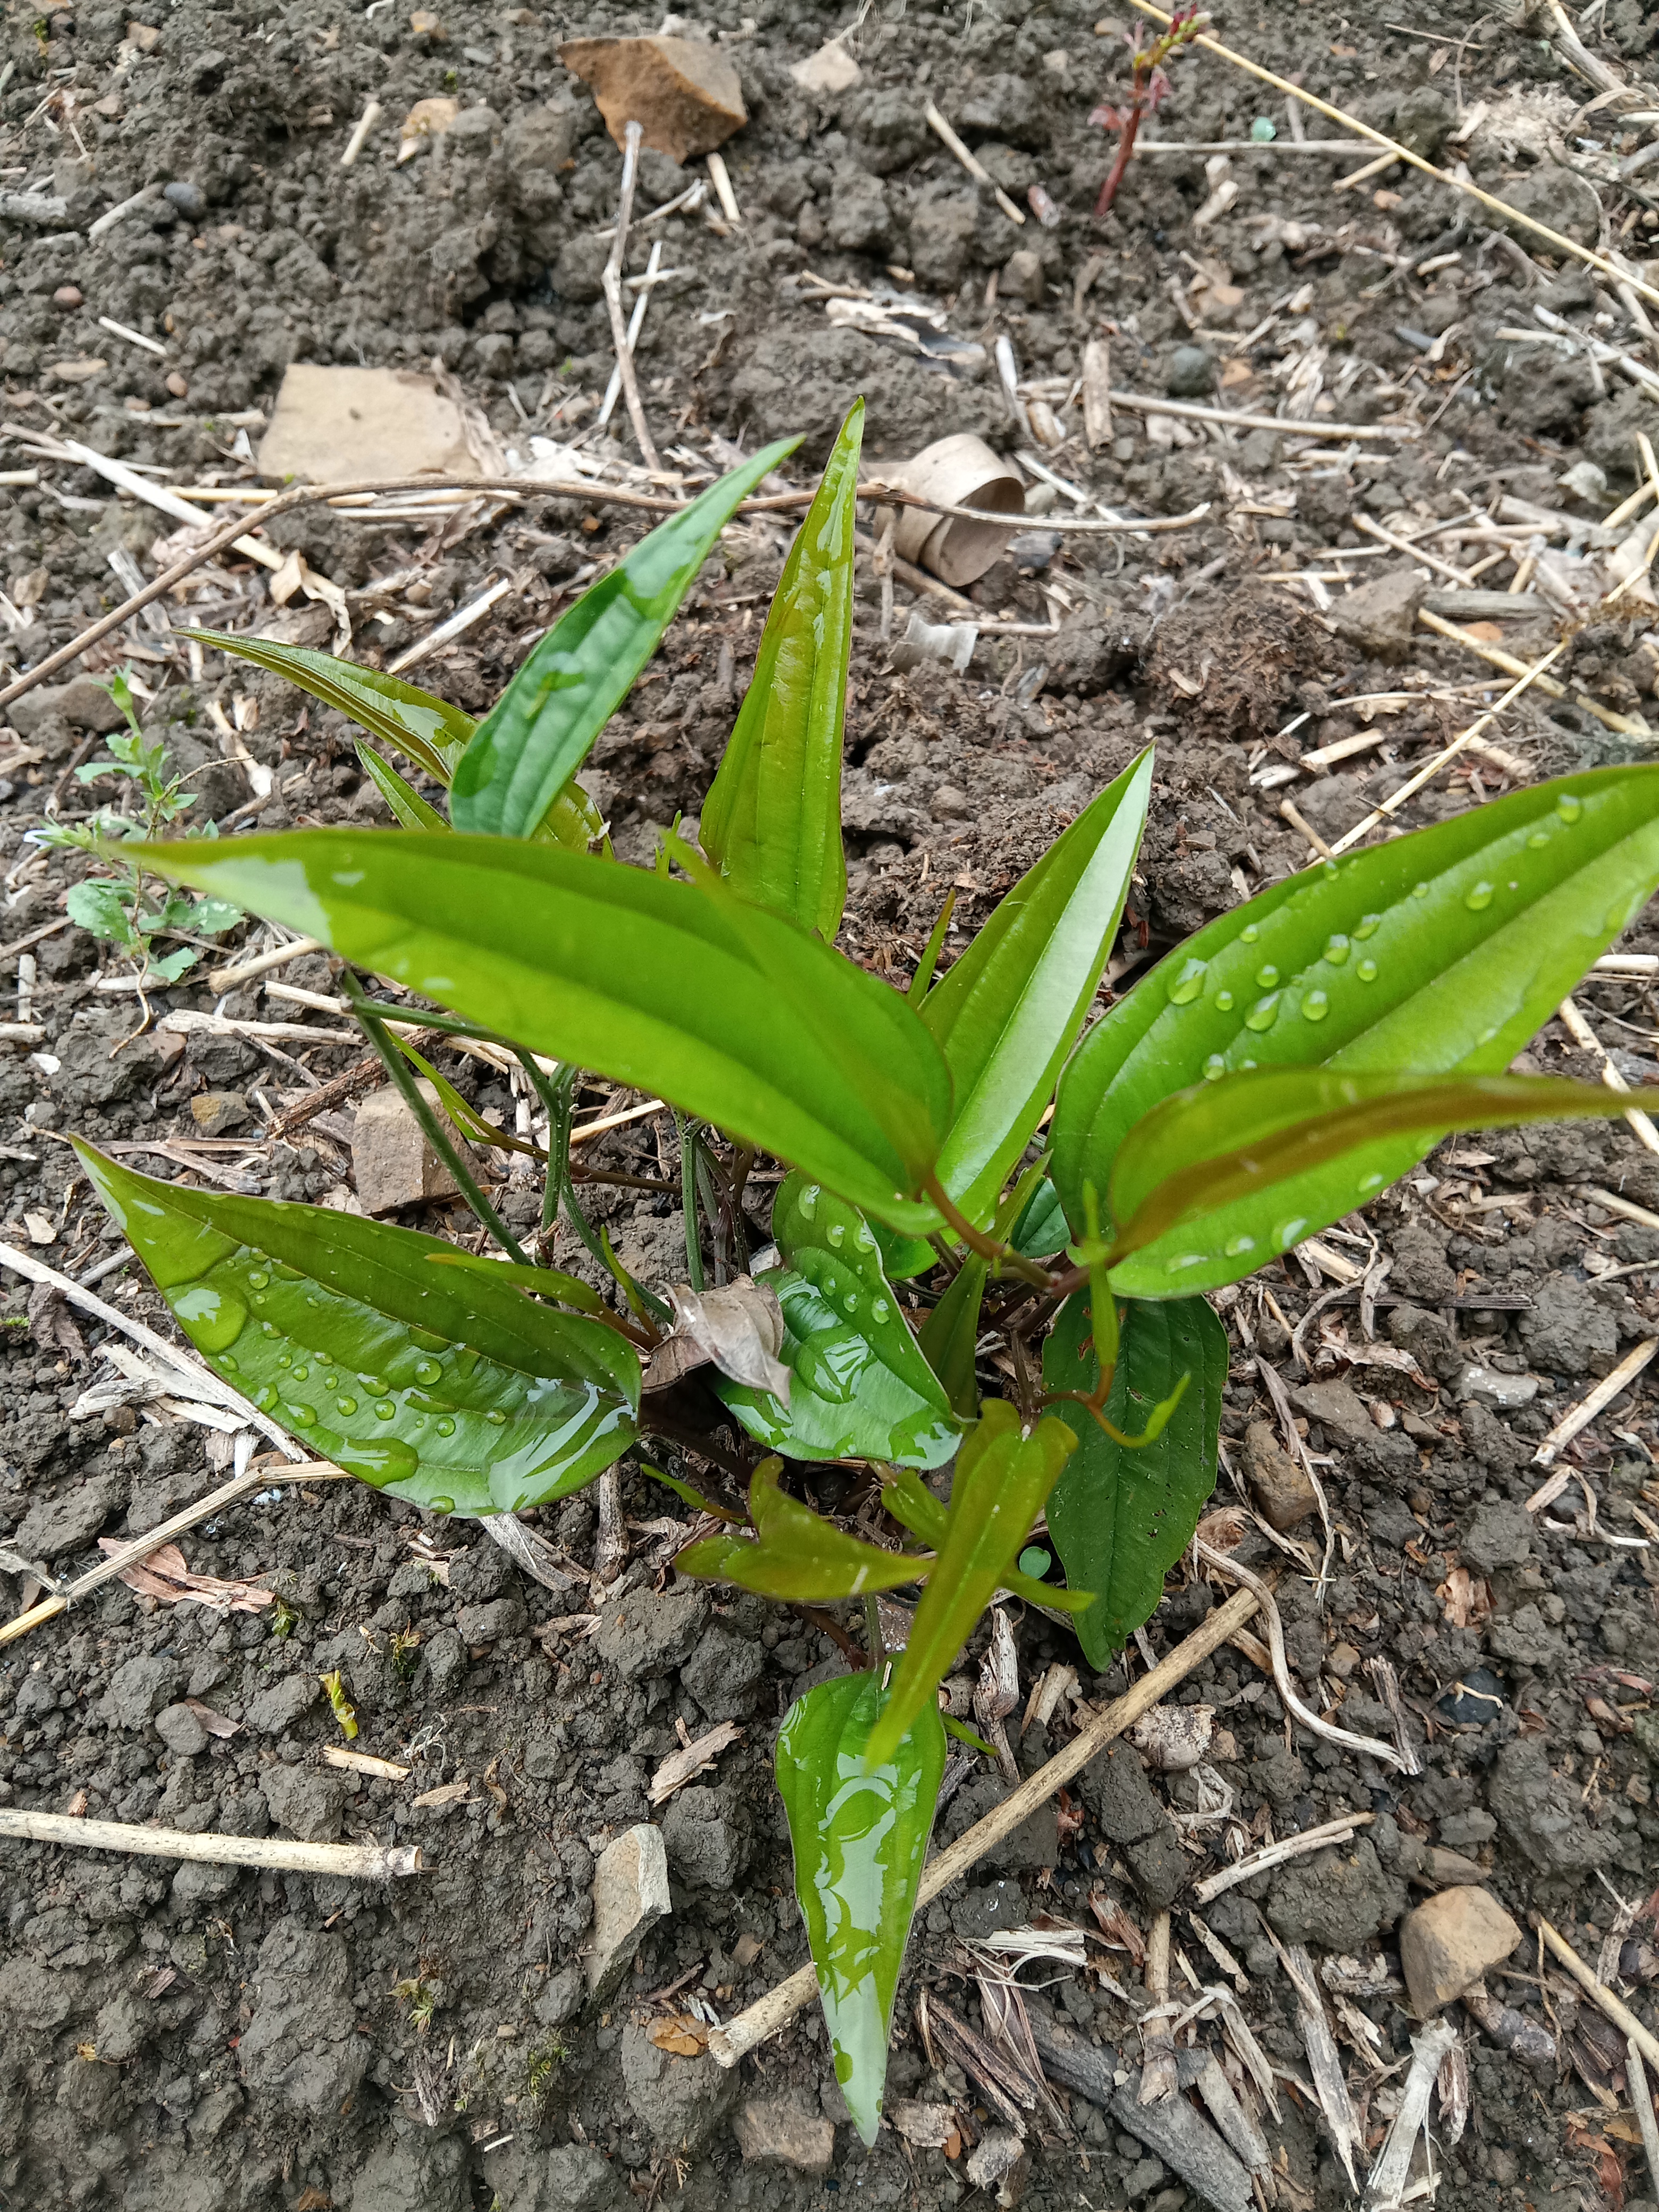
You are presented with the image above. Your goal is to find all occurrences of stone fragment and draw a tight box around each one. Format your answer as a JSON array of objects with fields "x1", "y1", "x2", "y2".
[
  {"x1": 163, "y1": 179, "x2": 206, "y2": 221},
  {"x1": 189, "y1": 1088, "x2": 249, "y2": 1137},
  {"x1": 1489, "y1": 1738, "x2": 1608, "y2": 1876},
  {"x1": 662, "y1": 1783, "x2": 749, "y2": 1888},
  {"x1": 586, "y1": 1823, "x2": 672, "y2": 1998},
  {"x1": 1459, "y1": 1501, "x2": 1532, "y2": 1576},
  {"x1": 1002, "y1": 248, "x2": 1046, "y2": 306},
  {"x1": 559, "y1": 36, "x2": 746, "y2": 165},
  {"x1": 1400, "y1": 1886, "x2": 1522, "y2": 2014},
  {"x1": 347, "y1": 2126, "x2": 467, "y2": 2212},
  {"x1": 1243, "y1": 1421, "x2": 1317, "y2": 1531},
  {"x1": 679, "y1": 1623, "x2": 765, "y2": 1719},
  {"x1": 1330, "y1": 571, "x2": 1428, "y2": 664},
  {"x1": 1455, "y1": 1363, "x2": 1538, "y2": 1411},
  {"x1": 262, "y1": 1763, "x2": 347, "y2": 1843},
  {"x1": 239, "y1": 1922, "x2": 368, "y2": 2116},
  {"x1": 106, "y1": 1654, "x2": 183, "y2": 1729},
  {"x1": 154, "y1": 1702, "x2": 210, "y2": 1758},
  {"x1": 351, "y1": 1080, "x2": 471, "y2": 1213},
  {"x1": 257, "y1": 364, "x2": 474, "y2": 486},
  {"x1": 1290, "y1": 1377, "x2": 1372, "y2": 1440},
  {"x1": 621, "y1": 2016, "x2": 741, "y2": 2150},
  {"x1": 732, "y1": 2096, "x2": 835, "y2": 2174},
  {"x1": 8, "y1": 675, "x2": 128, "y2": 739},
  {"x1": 243, "y1": 1672, "x2": 322, "y2": 1737},
  {"x1": 1168, "y1": 343, "x2": 1216, "y2": 397},
  {"x1": 790, "y1": 41, "x2": 860, "y2": 96},
  {"x1": 593, "y1": 1580, "x2": 709, "y2": 1680},
  {"x1": 1266, "y1": 1838, "x2": 1408, "y2": 1953},
  {"x1": 1078, "y1": 1744, "x2": 1186, "y2": 1908},
  {"x1": 482, "y1": 2138, "x2": 625, "y2": 2212},
  {"x1": 456, "y1": 1596, "x2": 529, "y2": 1647},
  {"x1": 14, "y1": 1473, "x2": 117, "y2": 1561}
]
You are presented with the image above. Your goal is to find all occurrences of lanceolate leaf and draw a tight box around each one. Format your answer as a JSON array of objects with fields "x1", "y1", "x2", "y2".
[
  {"x1": 775, "y1": 1670, "x2": 946, "y2": 2146},
  {"x1": 125, "y1": 831, "x2": 953, "y2": 1231},
  {"x1": 1042, "y1": 1292, "x2": 1226, "y2": 1664},
  {"x1": 677, "y1": 1460, "x2": 931, "y2": 1601},
  {"x1": 867, "y1": 1402, "x2": 1077, "y2": 1764},
  {"x1": 1052, "y1": 765, "x2": 1659, "y2": 1249},
  {"x1": 357, "y1": 742, "x2": 448, "y2": 832},
  {"x1": 450, "y1": 438, "x2": 800, "y2": 839},
  {"x1": 184, "y1": 627, "x2": 473, "y2": 782},
  {"x1": 701, "y1": 403, "x2": 861, "y2": 937},
  {"x1": 75, "y1": 1144, "x2": 639, "y2": 1515},
  {"x1": 715, "y1": 1173, "x2": 959, "y2": 1467},
  {"x1": 1106, "y1": 1068, "x2": 1635, "y2": 1295},
  {"x1": 917, "y1": 1253, "x2": 986, "y2": 1421},
  {"x1": 882, "y1": 1465, "x2": 1092, "y2": 1614}
]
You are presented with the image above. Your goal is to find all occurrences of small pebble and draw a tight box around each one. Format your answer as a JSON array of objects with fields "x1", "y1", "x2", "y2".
[
  {"x1": 163, "y1": 179, "x2": 205, "y2": 221},
  {"x1": 165, "y1": 369, "x2": 188, "y2": 399},
  {"x1": 1167, "y1": 343, "x2": 1216, "y2": 398},
  {"x1": 53, "y1": 283, "x2": 82, "y2": 308}
]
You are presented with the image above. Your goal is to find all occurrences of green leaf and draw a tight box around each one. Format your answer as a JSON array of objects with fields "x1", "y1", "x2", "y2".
[
  {"x1": 868, "y1": 1219, "x2": 937, "y2": 1281},
  {"x1": 356, "y1": 741, "x2": 449, "y2": 832},
  {"x1": 678, "y1": 1460, "x2": 931, "y2": 1601},
  {"x1": 66, "y1": 879, "x2": 138, "y2": 944},
  {"x1": 421, "y1": 1246, "x2": 609, "y2": 1316},
  {"x1": 185, "y1": 895, "x2": 244, "y2": 936},
  {"x1": 701, "y1": 404, "x2": 861, "y2": 937},
  {"x1": 922, "y1": 750, "x2": 1152, "y2": 1222},
  {"x1": 881, "y1": 1463, "x2": 1092, "y2": 1615},
  {"x1": 533, "y1": 777, "x2": 606, "y2": 854},
  {"x1": 917, "y1": 1254, "x2": 986, "y2": 1421},
  {"x1": 146, "y1": 946, "x2": 198, "y2": 983},
  {"x1": 450, "y1": 438, "x2": 800, "y2": 839},
  {"x1": 384, "y1": 1036, "x2": 541, "y2": 1160},
  {"x1": 1106, "y1": 1068, "x2": 1636, "y2": 1295},
  {"x1": 641, "y1": 1459, "x2": 746, "y2": 1522},
  {"x1": 867, "y1": 1402, "x2": 1077, "y2": 1764},
  {"x1": 775, "y1": 1670, "x2": 946, "y2": 2146},
  {"x1": 1041, "y1": 1292, "x2": 1225, "y2": 1664},
  {"x1": 129, "y1": 830, "x2": 953, "y2": 1231},
  {"x1": 182, "y1": 627, "x2": 474, "y2": 783},
  {"x1": 1052, "y1": 765, "x2": 1659, "y2": 1250},
  {"x1": 74, "y1": 1142, "x2": 639, "y2": 1515},
  {"x1": 715, "y1": 1174, "x2": 960, "y2": 1467},
  {"x1": 1009, "y1": 1170, "x2": 1068, "y2": 1259}
]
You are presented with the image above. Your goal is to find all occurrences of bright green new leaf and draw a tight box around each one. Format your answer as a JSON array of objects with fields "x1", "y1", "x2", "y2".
[
  {"x1": 701, "y1": 404, "x2": 861, "y2": 937},
  {"x1": 677, "y1": 1460, "x2": 931, "y2": 1601},
  {"x1": 1041, "y1": 1292, "x2": 1226, "y2": 1663},
  {"x1": 775, "y1": 1670, "x2": 946, "y2": 2146},
  {"x1": 1052, "y1": 766, "x2": 1659, "y2": 1247},
  {"x1": 66, "y1": 879, "x2": 137, "y2": 945},
  {"x1": 917, "y1": 1253, "x2": 986, "y2": 1421},
  {"x1": 450, "y1": 438, "x2": 800, "y2": 839},
  {"x1": 184, "y1": 626, "x2": 474, "y2": 782},
  {"x1": 923, "y1": 750, "x2": 1152, "y2": 1221},
  {"x1": 75, "y1": 1143, "x2": 639, "y2": 1515},
  {"x1": 867, "y1": 1402, "x2": 1077, "y2": 1763},
  {"x1": 881, "y1": 1464, "x2": 1092, "y2": 1614},
  {"x1": 356, "y1": 742, "x2": 448, "y2": 832},
  {"x1": 1105, "y1": 1068, "x2": 1636, "y2": 1295},
  {"x1": 124, "y1": 830, "x2": 954, "y2": 1231},
  {"x1": 422, "y1": 1247, "x2": 608, "y2": 1316}
]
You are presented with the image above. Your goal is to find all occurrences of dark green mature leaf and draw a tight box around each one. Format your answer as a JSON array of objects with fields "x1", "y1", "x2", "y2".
[
  {"x1": 701, "y1": 404, "x2": 860, "y2": 937},
  {"x1": 184, "y1": 627, "x2": 474, "y2": 782},
  {"x1": 74, "y1": 1143, "x2": 639, "y2": 1514},
  {"x1": 917, "y1": 1253, "x2": 986, "y2": 1421},
  {"x1": 775, "y1": 1670, "x2": 946, "y2": 2146},
  {"x1": 450, "y1": 439, "x2": 799, "y2": 839},
  {"x1": 715, "y1": 1174, "x2": 959, "y2": 1467},
  {"x1": 127, "y1": 830, "x2": 953, "y2": 1231},
  {"x1": 923, "y1": 750, "x2": 1152, "y2": 1221},
  {"x1": 1107, "y1": 1068, "x2": 1635, "y2": 1293},
  {"x1": 356, "y1": 742, "x2": 447, "y2": 832},
  {"x1": 1042, "y1": 1293, "x2": 1225, "y2": 1664},
  {"x1": 1009, "y1": 1171, "x2": 1067, "y2": 1259},
  {"x1": 1052, "y1": 766, "x2": 1659, "y2": 1256},
  {"x1": 867, "y1": 1402, "x2": 1076, "y2": 1763},
  {"x1": 677, "y1": 1460, "x2": 931, "y2": 1600}
]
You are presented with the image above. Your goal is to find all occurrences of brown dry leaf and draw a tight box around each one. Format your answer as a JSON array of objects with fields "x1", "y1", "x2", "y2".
[
  {"x1": 1565, "y1": 2117, "x2": 1625, "y2": 2208},
  {"x1": 647, "y1": 1277, "x2": 790, "y2": 1403},
  {"x1": 1464, "y1": 620, "x2": 1506, "y2": 644},
  {"x1": 1436, "y1": 1566, "x2": 1492, "y2": 1629},
  {"x1": 98, "y1": 1538, "x2": 276, "y2": 1616},
  {"x1": 647, "y1": 2013, "x2": 708, "y2": 2057},
  {"x1": 649, "y1": 1720, "x2": 742, "y2": 1806},
  {"x1": 410, "y1": 1780, "x2": 471, "y2": 1809},
  {"x1": 64, "y1": 1789, "x2": 88, "y2": 1817},
  {"x1": 183, "y1": 1698, "x2": 240, "y2": 1738},
  {"x1": 1088, "y1": 1893, "x2": 1147, "y2": 1965}
]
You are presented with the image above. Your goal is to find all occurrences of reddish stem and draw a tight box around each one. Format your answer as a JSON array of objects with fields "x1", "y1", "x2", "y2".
[{"x1": 1095, "y1": 97, "x2": 1146, "y2": 219}]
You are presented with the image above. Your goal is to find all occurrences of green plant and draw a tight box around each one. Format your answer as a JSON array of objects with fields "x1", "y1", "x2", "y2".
[
  {"x1": 71, "y1": 405, "x2": 1659, "y2": 2141},
  {"x1": 37, "y1": 669, "x2": 242, "y2": 983}
]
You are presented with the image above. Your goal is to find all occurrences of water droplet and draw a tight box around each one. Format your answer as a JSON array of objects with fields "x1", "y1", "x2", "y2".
[
  {"x1": 871, "y1": 1297, "x2": 890, "y2": 1322},
  {"x1": 485, "y1": 1409, "x2": 507, "y2": 1426},
  {"x1": 1254, "y1": 963, "x2": 1279, "y2": 989},
  {"x1": 275, "y1": 1353, "x2": 292, "y2": 1371},
  {"x1": 1356, "y1": 958, "x2": 1378, "y2": 983},
  {"x1": 336, "y1": 1396, "x2": 358, "y2": 1416},
  {"x1": 254, "y1": 1384, "x2": 278, "y2": 1411},
  {"x1": 1527, "y1": 830, "x2": 1549, "y2": 849},
  {"x1": 826, "y1": 1223, "x2": 845, "y2": 1248},
  {"x1": 1557, "y1": 792, "x2": 1583, "y2": 824},
  {"x1": 247, "y1": 1270, "x2": 269, "y2": 1289},
  {"x1": 1165, "y1": 1253, "x2": 1208, "y2": 1273},
  {"x1": 1301, "y1": 990, "x2": 1329, "y2": 1021},
  {"x1": 799, "y1": 1185, "x2": 819, "y2": 1218},
  {"x1": 1244, "y1": 993, "x2": 1280, "y2": 1032},
  {"x1": 1241, "y1": 924, "x2": 1259, "y2": 943},
  {"x1": 843, "y1": 1291, "x2": 860, "y2": 1314},
  {"x1": 1465, "y1": 880, "x2": 1495, "y2": 911},
  {"x1": 361, "y1": 1375, "x2": 386, "y2": 1393},
  {"x1": 1238, "y1": 1058, "x2": 1258, "y2": 1071},
  {"x1": 1411, "y1": 881, "x2": 1430, "y2": 900},
  {"x1": 1275, "y1": 1218, "x2": 1308, "y2": 1249},
  {"x1": 1321, "y1": 859, "x2": 1339, "y2": 880},
  {"x1": 1357, "y1": 1171, "x2": 1385, "y2": 1194},
  {"x1": 855, "y1": 1222, "x2": 876, "y2": 1250},
  {"x1": 1224, "y1": 1234, "x2": 1256, "y2": 1257},
  {"x1": 284, "y1": 1402, "x2": 317, "y2": 1428},
  {"x1": 413, "y1": 1358, "x2": 442, "y2": 1386},
  {"x1": 306, "y1": 1294, "x2": 323, "y2": 1310},
  {"x1": 1354, "y1": 912, "x2": 1381, "y2": 940},
  {"x1": 221, "y1": 1355, "x2": 239, "y2": 1372},
  {"x1": 375, "y1": 1400, "x2": 396, "y2": 1420},
  {"x1": 167, "y1": 1280, "x2": 247, "y2": 1354},
  {"x1": 322, "y1": 1374, "x2": 338, "y2": 1390},
  {"x1": 1168, "y1": 958, "x2": 1206, "y2": 1006},
  {"x1": 1323, "y1": 934, "x2": 1351, "y2": 966},
  {"x1": 291, "y1": 1364, "x2": 308, "y2": 1381},
  {"x1": 430, "y1": 1496, "x2": 455, "y2": 1515},
  {"x1": 1203, "y1": 1054, "x2": 1227, "y2": 1082},
  {"x1": 259, "y1": 1320, "x2": 275, "y2": 1335},
  {"x1": 1214, "y1": 990, "x2": 1234, "y2": 1012},
  {"x1": 435, "y1": 1417, "x2": 456, "y2": 1437},
  {"x1": 252, "y1": 1295, "x2": 267, "y2": 1309}
]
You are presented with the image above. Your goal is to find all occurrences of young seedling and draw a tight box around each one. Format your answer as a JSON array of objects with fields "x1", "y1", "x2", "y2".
[
  {"x1": 1092, "y1": 5, "x2": 1210, "y2": 219},
  {"x1": 37, "y1": 669, "x2": 242, "y2": 984},
  {"x1": 68, "y1": 402, "x2": 1659, "y2": 2141}
]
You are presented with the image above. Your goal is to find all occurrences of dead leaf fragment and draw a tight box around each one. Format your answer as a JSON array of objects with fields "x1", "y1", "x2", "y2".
[
  {"x1": 1128, "y1": 1702, "x2": 1214, "y2": 1773},
  {"x1": 411, "y1": 1780, "x2": 471, "y2": 1809},
  {"x1": 97, "y1": 1538, "x2": 276, "y2": 1616},
  {"x1": 397, "y1": 95, "x2": 459, "y2": 163},
  {"x1": 647, "y1": 2011, "x2": 709, "y2": 2057},
  {"x1": 183, "y1": 1698, "x2": 240, "y2": 1739},
  {"x1": 649, "y1": 1720, "x2": 742, "y2": 1806},
  {"x1": 888, "y1": 2099, "x2": 961, "y2": 2152},
  {"x1": 647, "y1": 1277, "x2": 790, "y2": 1403},
  {"x1": 1436, "y1": 1565, "x2": 1492, "y2": 1629}
]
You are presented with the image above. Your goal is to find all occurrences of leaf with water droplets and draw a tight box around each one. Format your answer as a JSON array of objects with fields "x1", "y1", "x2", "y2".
[
  {"x1": 73, "y1": 1143, "x2": 639, "y2": 1515},
  {"x1": 776, "y1": 1669, "x2": 946, "y2": 2147},
  {"x1": 1051, "y1": 765, "x2": 1659, "y2": 1259}
]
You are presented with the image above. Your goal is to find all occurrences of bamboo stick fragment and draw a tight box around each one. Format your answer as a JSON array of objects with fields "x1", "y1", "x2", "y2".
[{"x1": 0, "y1": 1807, "x2": 421, "y2": 1879}]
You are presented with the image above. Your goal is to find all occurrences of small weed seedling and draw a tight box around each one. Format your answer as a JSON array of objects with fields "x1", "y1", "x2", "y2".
[
  {"x1": 72, "y1": 406, "x2": 1659, "y2": 2138},
  {"x1": 1092, "y1": 6, "x2": 1210, "y2": 218}
]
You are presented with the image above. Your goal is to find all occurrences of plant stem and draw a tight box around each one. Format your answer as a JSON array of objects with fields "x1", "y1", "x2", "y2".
[
  {"x1": 864, "y1": 1594, "x2": 885, "y2": 1671},
  {"x1": 675, "y1": 1110, "x2": 706, "y2": 1292},
  {"x1": 1096, "y1": 98, "x2": 1145, "y2": 217},
  {"x1": 921, "y1": 1173, "x2": 1054, "y2": 1291}
]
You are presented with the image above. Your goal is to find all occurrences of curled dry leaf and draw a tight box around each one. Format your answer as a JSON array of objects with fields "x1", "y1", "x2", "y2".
[
  {"x1": 1436, "y1": 1566, "x2": 1493, "y2": 1629},
  {"x1": 648, "y1": 1276, "x2": 791, "y2": 1404},
  {"x1": 647, "y1": 2012, "x2": 709, "y2": 2058},
  {"x1": 1128, "y1": 1701, "x2": 1214, "y2": 1773},
  {"x1": 97, "y1": 1538, "x2": 275, "y2": 1616}
]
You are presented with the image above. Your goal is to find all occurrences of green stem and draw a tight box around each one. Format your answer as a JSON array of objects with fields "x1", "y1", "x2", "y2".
[
  {"x1": 675, "y1": 1109, "x2": 706, "y2": 1292},
  {"x1": 921, "y1": 1172, "x2": 1055, "y2": 1291}
]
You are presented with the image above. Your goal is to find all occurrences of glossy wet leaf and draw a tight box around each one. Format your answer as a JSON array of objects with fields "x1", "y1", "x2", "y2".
[
  {"x1": 1106, "y1": 1068, "x2": 1634, "y2": 1295},
  {"x1": 701, "y1": 404, "x2": 861, "y2": 938},
  {"x1": 677, "y1": 1460, "x2": 931, "y2": 1601},
  {"x1": 356, "y1": 742, "x2": 448, "y2": 832},
  {"x1": 714, "y1": 1174, "x2": 959, "y2": 1467},
  {"x1": 917, "y1": 1253, "x2": 986, "y2": 1421},
  {"x1": 1052, "y1": 765, "x2": 1659, "y2": 1254},
  {"x1": 127, "y1": 830, "x2": 953, "y2": 1232},
  {"x1": 922, "y1": 750, "x2": 1152, "y2": 1221},
  {"x1": 533, "y1": 776, "x2": 607, "y2": 854},
  {"x1": 1042, "y1": 1292, "x2": 1225, "y2": 1664},
  {"x1": 184, "y1": 626, "x2": 473, "y2": 782},
  {"x1": 775, "y1": 1669, "x2": 946, "y2": 2146},
  {"x1": 450, "y1": 438, "x2": 799, "y2": 839},
  {"x1": 867, "y1": 1402, "x2": 1077, "y2": 1764},
  {"x1": 422, "y1": 1246, "x2": 609, "y2": 1316},
  {"x1": 75, "y1": 1142, "x2": 639, "y2": 1515},
  {"x1": 1009, "y1": 1170, "x2": 1067, "y2": 1259}
]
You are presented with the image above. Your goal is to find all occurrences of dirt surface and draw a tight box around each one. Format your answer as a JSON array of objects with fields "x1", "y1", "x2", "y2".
[{"x1": 5, "y1": 0, "x2": 1659, "y2": 2207}]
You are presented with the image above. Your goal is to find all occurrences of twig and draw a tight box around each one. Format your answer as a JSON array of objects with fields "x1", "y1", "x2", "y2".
[
  {"x1": 1139, "y1": 1911, "x2": 1178, "y2": 2104},
  {"x1": 1365, "y1": 2017, "x2": 1457, "y2": 2211},
  {"x1": 1557, "y1": 993, "x2": 1659, "y2": 1155},
  {"x1": 1104, "y1": 389, "x2": 1415, "y2": 443},
  {"x1": 1352, "y1": 513, "x2": 1477, "y2": 585},
  {"x1": 708, "y1": 1585, "x2": 1261, "y2": 2066},
  {"x1": 1130, "y1": 1, "x2": 1659, "y2": 313},
  {"x1": 924, "y1": 100, "x2": 1026, "y2": 225},
  {"x1": 1537, "y1": 1917, "x2": 1659, "y2": 2076},
  {"x1": 601, "y1": 121, "x2": 662, "y2": 473},
  {"x1": 599, "y1": 239, "x2": 662, "y2": 430},
  {"x1": 0, "y1": 1807, "x2": 421, "y2": 1879},
  {"x1": 1418, "y1": 609, "x2": 1655, "y2": 739},
  {"x1": 1527, "y1": 1335, "x2": 1659, "y2": 1474},
  {"x1": 705, "y1": 150, "x2": 741, "y2": 225},
  {"x1": 1272, "y1": 1936, "x2": 1364, "y2": 2191},
  {"x1": 206, "y1": 934, "x2": 325, "y2": 994},
  {"x1": 340, "y1": 97, "x2": 382, "y2": 166},
  {"x1": 384, "y1": 576, "x2": 512, "y2": 676},
  {"x1": 1192, "y1": 1812, "x2": 1376, "y2": 1905},
  {"x1": 1630, "y1": 2037, "x2": 1659, "y2": 2206}
]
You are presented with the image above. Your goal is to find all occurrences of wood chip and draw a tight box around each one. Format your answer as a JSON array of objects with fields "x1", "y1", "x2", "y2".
[
  {"x1": 649, "y1": 1721, "x2": 742, "y2": 1805},
  {"x1": 410, "y1": 1780, "x2": 472, "y2": 1809},
  {"x1": 322, "y1": 1745, "x2": 410, "y2": 1781}
]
